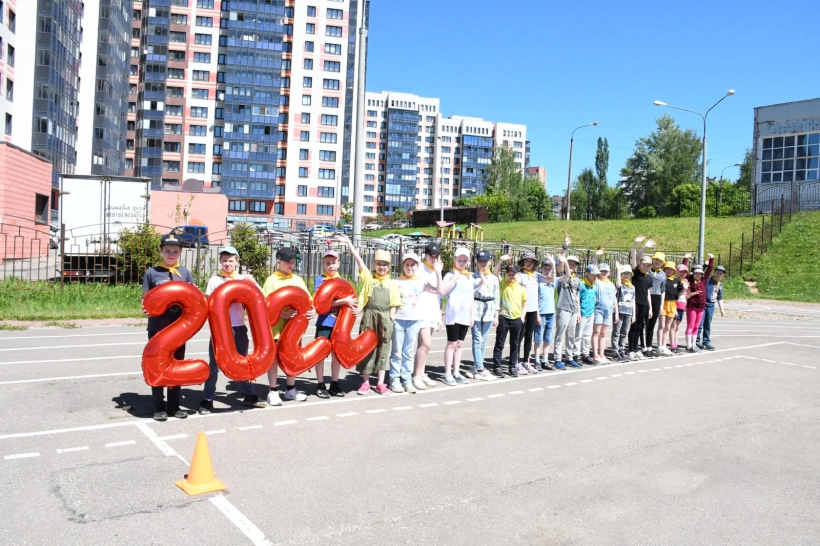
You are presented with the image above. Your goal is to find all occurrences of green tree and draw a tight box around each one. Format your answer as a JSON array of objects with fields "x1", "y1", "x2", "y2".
[
  {"x1": 620, "y1": 114, "x2": 703, "y2": 216},
  {"x1": 340, "y1": 202, "x2": 353, "y2": 225},
  {"x1": 485, "y1": 145, "x2": 524, "y2": 195},
  {"x1": 571, "y1": 168, "x2": 596, "y2": 220},
  {"x1": 525, "y1": 177, "x2": 550, "y2": 221},
  {"x1": 737, "y1": 148, "x2": 753, "y2": 192},
  {"x1": 117, "y1": 223, "x2": 162, "y2": 282},
  {"x1": 228, "y1": 223, "x2": 271, "y2": 280},
  {"x1": 595, "y1": 137, "x2": 610, "y2": 187}
]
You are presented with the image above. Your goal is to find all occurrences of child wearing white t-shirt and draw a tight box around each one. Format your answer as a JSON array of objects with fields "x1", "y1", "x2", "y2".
[{"x1": 439, "y1": 247, "x2": 482, "y2": 385}]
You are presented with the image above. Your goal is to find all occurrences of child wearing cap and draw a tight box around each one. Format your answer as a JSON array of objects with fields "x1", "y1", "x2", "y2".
[
  {"x1": 644, "y1": 247, "x2": 668, "y2": 357},
  {"x1": 683, "y1": 254, "x2": 714, "y2": 352},
  {"x1": 658, "y1": 260, "x2": 685, "y2": 356},
  {"x1": 142, "y1": 234, "x2": 195, "y2": 421},
  {"x1": 339, "y1": 235, "x2": 405, "y2": 395},
  {"x1": 629, "y1": 237, "x2": 655, "y2": 360},
  {"x1": 413, "y1": 242, "x2": 445, "y2": 390},
  {"x1": 612, "y1": 261, "x2": 636, "y2": 361},
  {"x1": 670, "y1": 259, "x2": 691, "y2": 354},
  {"x1": 553, "y1": 246, "x2": 582, "y2": 368},
  {"x1": 491, "y1": 256, "x2": 528, "y2": 377},
  {"x1": 575, "y1": 263, "x2": 600, "y2": 365},
  {"x1": 389, "y1": 251, "x2": 442, "y2": 393},
  {"x1": 591, "y1": 250, "x2": 617, "y2": 364},
  {"x1": 516, "y1": 250, "x2": 540, "y2": 370},
  {"x1": 439, "y1": 247, "x2": 481, "y2": 385},
  {"x1": 533, "y1": 254, "x2": 563, "y2": 370},
  {"x1": 468, "y1": 249, "x2": 500, "y2": 381},
  {"x1": 262, "y1": 246, "x2": 315, "y2": 405},
  {"x1": 198, "y1": 246, "x2": 261, "y2": 415},
  {"x1": 313, "y1": 246, "x2": 360, "y2": 398},
  {"x1": 697, "y1": 263, "x2": 726, "y2": 350}
]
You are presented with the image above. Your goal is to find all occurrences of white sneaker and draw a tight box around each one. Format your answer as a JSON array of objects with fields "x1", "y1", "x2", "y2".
[
  {"x1": 464, "y1": 367, "x2": 476, "y2": 379},
  {"x1": 628, "y1": 352, "x2": 637, "y2": 361},
  {"x1": 403, "y1": 381, "x2": 417, "y2": 394},
  {"x1": 390, "y1": 380, "x2": 405, "y2": 394},
  {"x1": 283, "y1": 388, "x2": 307, "y2": 402},
  {"x1": 412, "y1": 376, "x2": 428, "y2": 391},
  {"x1": 266, "y1": 390, "x2": 283, "y2": 406},
  {"x1": 476, "y1": 370, "x2": 496, "y2": 382},
  {"x1": 421, "y1": 374, "x2": 436, "y2": 387}
]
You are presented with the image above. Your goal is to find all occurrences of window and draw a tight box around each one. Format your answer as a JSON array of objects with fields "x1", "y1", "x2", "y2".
[
  {"x1": 247, "y1": 201, "x2": 265, "y2": 212},
  {"x1": 229, "y1": 201, "x2": 247, "y2": 212},
  {"x1": 300, "y1": 131, "x2": 310, "y2": 142},
  {"x1": 363, "y1": 206, "x2": 373, "y2": 213},
  {"x1": 364, "y1": 195, "x2": 374, "y2": 202},
  {"x1": 303, "y1": 77, "x2": 312, "y2": 88},
  {"x1": 189, "y1": 143, "x2": 206, "y2": 154},
  {"x1": 168, "y1": 68, "x2": 185, "y2": 80},
  {"x1": 170, "y1": 13, "x2": 187, "y2": 24},
  {"x1": 188, "y1": 162, "x2": 205, "y2": 173},
  {"x1": 318, "y1": 169, "x2": 335, "y2": 179},
  {"x1": 7, "y1": 9, "x2": 14, "y2": 33},
  {"x1": 299, "y1": 167, "x2": 309, "y2": 178},
  {"x1": 299, "y1": 149, "x2": 309, "y2": 160},
  {"x1": 323, "y1": 61, "x2": 340, "y2": 72},
  {"x1": 305, "y1": 41, "x2": 314, "y2": 52},
  {"x1": 7, "y1": 44, "x2": 13, "y2": 67},
  {"x1": 321, "y1": 114, "x2": 338, "y2": 126},
  {"x1": 319, "y1": 150, "x2": 336, "y2": 162},
  {"x1": 165, "y1": 104, "x2": 183, "y2": 116},
  {"x1": 365, "y1": 142, "x2": 376, "y2": 149},
  {"x1": 193, "y1": 88, "x2": 209, "y2": 99},
  {"x1": 304, "y1": 58, "x2": 313, "y2": 70},
  {"x1": 320, "y1": 133, "x2": 337, "y2": 143},
  {"x1": 166, "y1": 87, "x2": 183, "y2": 98},
  {"x1": 318, "y1": 187, "x2": 335, "y2": 198},
  {"x1": 326, "y1": 26, "x2": 342, "y2": 37},
  {"x1": 317, "y1": 205, "x2": 334, "y2": 216},
  {"x1": 322, "y1": 79, "x2": 340, "y2": 90},
  {"x1": 213, "y1": 163, "x2": 222, "y2": 174},
  {"x1": 165, "y1": 124, "x2": 183, "y2": 135},
  {"x1": 196, "y1": 16, "x2": 213, "y2": 27},
  {"x1": 193, "y1": 52, "x2": 211, "y2": 63},
  {"x1": 197, "y1": 0, "x2": 214, "y2": 8},
  {"x1": 322, "y1": 97, "x2": 339, "y2": 108},
  {"x1": 190, "y1": 106, "x2": 208, "y2": 118},
  {"x1": 4, "y1": 78, "x2": 11, "y2": 102},
  {"x1": 190, "y1": 125, "x2": 207, "y2": 136},
  {"x1": 513, "y1": 141, "x2": 523, "y2": 148},
  {"x1": 163, "y1": 161, "x2": 181, "y2": 172},
  {"x1": 298, "y1": 185, "x2": 307, "y2": 196},
  {"x1": 192, "y1": 70, "x2": 210, "y2": 81},
  {"x1": 327, "y1": 8, "x2": 344, "y2": 19},
  {"x1": 307, "y1": 6, "x2": 316, "y2": 16},
  {"x1": 170, "y1": 31, "x2": 186, "y2": 43},
  {"x1": 324, "y1": 43, "x2": 341, "y2": 55},
  {"x1": 297, "y1": 204, "x2": 307, "y2": 215},
  {"x1": 306, "y1": 23, "x2": 315, "y2": 34},
  {"x1": 34, "y1": 193, "x2": 49, "y2": 224},
  {"x1": 194, "y1": 33, "x2": 212, "y2": 45}
]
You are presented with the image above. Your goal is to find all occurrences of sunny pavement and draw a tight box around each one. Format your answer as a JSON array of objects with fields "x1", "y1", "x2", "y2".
[{"x1": 1, "y1": 310, "x2": 819, "y2": 545}]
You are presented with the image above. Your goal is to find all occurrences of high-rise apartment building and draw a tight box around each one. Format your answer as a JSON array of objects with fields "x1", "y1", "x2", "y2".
[
  {"x1": 362, "y1": 91, "x2": 527, "y2": 217},
  {"x1": 124, "y1": 0, "x2": 368, "y2": 231}
]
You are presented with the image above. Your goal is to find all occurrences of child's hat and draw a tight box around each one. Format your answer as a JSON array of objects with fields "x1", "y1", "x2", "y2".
[
  {"x1": 598, "y1": 262, "x2": 610, "y2": 272},
  {"x1": 566, "y1": 255, "x2": 580, "y2": 264},
  {"x1": 663, "y1": 260, "x2": 676, "y2": 270},
  {"x1": 677, "y1": 264, "x2": 689, "y2": 272},
  {"x1": 640, "y1": 255, "x2": 653, "y2": 264},
  {"x1": 454, "y1": 247, "x2": 470, "y2": 259},
  {"x1": 652, "y1": 252, "x2": 666, "y2": 262},
  {"x1": 621, "y1": 265, "x2": 634, "y2": 274},
  {"x1": 374, "y1": 250, "x2": 391, "y2": 264},
  {"x1": 505, "y1": 264, "x2": 519, "y2": 273},
  {"x1": 402, "y1": 252, "x2": 420, "y2": 265},
  {"x1": 477, "y1": 249, "x2": 492, "y2": 262},
  {"x1": 276, "y1": 247, "x2": 297, "y2": 261},
  {"x1": 585, "y1": 264, "x2": 599, "y2": 275},
  {"x1": 715, "y1": 265, "x2": 726, "y2": 272},
  {"x1": 692, "y1": 266, "x2": 704, "y2": 274},
  {"x1": 219, "y1": 245, "x2": 240, "y2": 257},
  {"x1": 322, "y1": 250, "x2": 339, "y2": 259}
]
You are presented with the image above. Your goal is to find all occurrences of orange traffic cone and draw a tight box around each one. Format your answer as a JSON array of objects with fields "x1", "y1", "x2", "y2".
[{"x1": 175, "y1": 432, "x2": 227, "y2": 496}]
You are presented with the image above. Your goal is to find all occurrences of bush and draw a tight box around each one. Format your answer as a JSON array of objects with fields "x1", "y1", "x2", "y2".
[
  {"x1": 229, "y1": 223, "x2": 271, "y2": 281},
  {"x1": 117, "y1": 223, "x2": 161, "y2": 282},
  {"x1": 636, "y1": 206, "x2": 657, "y2": 219}
]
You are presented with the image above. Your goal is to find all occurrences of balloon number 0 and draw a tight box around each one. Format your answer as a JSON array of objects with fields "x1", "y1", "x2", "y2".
[{"x1": 141, "y1": 278, "x2": 376, "y2": 387}]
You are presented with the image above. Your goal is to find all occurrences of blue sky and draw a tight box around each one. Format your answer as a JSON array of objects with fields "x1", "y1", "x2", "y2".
[{"x1": 366, "y1": 0, "x2": 820, "y2": 196}]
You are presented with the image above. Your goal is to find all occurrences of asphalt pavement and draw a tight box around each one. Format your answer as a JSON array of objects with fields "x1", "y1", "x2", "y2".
[{"x1": 1, "y1": 313, "x2": 819, "y2": 545}]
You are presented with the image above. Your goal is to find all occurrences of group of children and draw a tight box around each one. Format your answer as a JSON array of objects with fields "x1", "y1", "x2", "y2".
[{"x1": 142, "y1": 231, "x2": 726, "y2": 420}]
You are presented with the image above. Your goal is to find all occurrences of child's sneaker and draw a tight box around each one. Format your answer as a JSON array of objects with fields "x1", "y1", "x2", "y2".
[
  {"x1": 390, "y1": 380, "x2": 405, "y2": 393},
  {"x1": 453, "y1": 374, "x2": 469, "y2": 384},
  {"x1": 375, "y1": 383, "x2": 390, "y2": 396},
  {"x1": 357, "y1": 382, "x2": 371, "y2": 395},
  {"x1": 516, "y1": 363, "x2": 529, "y2": 375},
  {"x1": 442, "y1": 375, "x2": 457, "y2": 386},
  {"x1": 525, "y1": 363, "x2": 538, "y2": 374},
  {"x1": 464, "y1": 367, "x2": 476, "y2": 379},
  {"x1": 554, "y1": 361, "x2": 566, "y2": 370},
  {"x1": 284, "y1": 388, "x2": 307, "y2": 402},
  {"x1": 412, "y1": 376, "x2": 428, "y2": 391},
  {"x1": 403, "y1": 380, "x2": 418, "y2": 393},
  {"x1": 266, "y1": 390, "x2": 283, "y2": 406},
  {"x1": 421, "y1": 374, "x2": 437, "y2": 387}
]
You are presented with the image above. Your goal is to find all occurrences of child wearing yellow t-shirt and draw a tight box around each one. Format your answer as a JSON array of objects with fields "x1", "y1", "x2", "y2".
[{"x1": 491, "y1": 257, "x2": 528, "y2": 378}]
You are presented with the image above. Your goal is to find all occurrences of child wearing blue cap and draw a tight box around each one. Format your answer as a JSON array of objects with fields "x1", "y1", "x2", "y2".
[
  {"x1": 467, "y1": 249, "x2": 499, "y2": 381},
  {"x1": 575, "y1": 262, "x2": 600, "y2": 365}
]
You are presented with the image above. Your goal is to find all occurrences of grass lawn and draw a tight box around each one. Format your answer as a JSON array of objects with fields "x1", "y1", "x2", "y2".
[
  {"x1": 373, "y1": 216, "x2": 762, "y2": 254},
  {"x1": 742, "y1": 211, "x2": 820, "y2": 303},
  {"x1": 0, "y1": 280, "x2": 144, "y2": 321}
]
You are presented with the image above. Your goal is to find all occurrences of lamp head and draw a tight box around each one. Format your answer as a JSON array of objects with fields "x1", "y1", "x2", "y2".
[
  {"x1": 726, "y1": 89, "x2": 735, "y2": 96},
  {"x1": 734, "y1": 162, "x2": 742, "y2": 166},
  {"x1": 591, "y1": 121, "x2": 599, "y2": 126},
  {"x1": 653, "y1": 100, "x2": 666, "y2": 106}
]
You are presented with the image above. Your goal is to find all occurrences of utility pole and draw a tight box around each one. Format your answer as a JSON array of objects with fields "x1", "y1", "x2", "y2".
[{"x1": 351, "y1": 26, "x2": 368, "y2": 249}]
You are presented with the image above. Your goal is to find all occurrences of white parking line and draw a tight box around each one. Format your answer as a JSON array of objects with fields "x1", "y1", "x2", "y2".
[
  {"x1": 274, "y1": 420, "x2": 297, "y2": 426},
  {"x1": 487, "y1": 393, "x2": 505, "y2": 398},
  {"x1": 365, "y1": 409, "x2": 387, "y2": 414},
  {"x1": 610, "y1": 374, "x2": 622, "y2": 377},
  {"x1": 393, "y1": 406, "x2": 413, "y2": 411},
  {"x1": 466, "y1": 397, "x2": 484, "y2": 401},
  {"x1": 56, "y1": 446, "x2": 89, "y2": 454},
  {"x1": 418, "y1": 403, "x2": 438, "y2": 408},
  {"x1": 336, "y1": 412, "x2": 358, "y2": 418},
  {"x1": 528, "y1": 387, "x2": 544, "y2": 392},
  {"x1": 0, "y1": 371, "x2": 143, "y2": 385},
  {"x1": 4, "y1": 452, "x2": 40, "y2": 460},
  {"x1": 209, "y1": 494, "x2": 273, "y2": 546},
  {"x1": 444, "y1": 400, "x2": 462, "y2": 405},
  {"x1": 307, "y1": 416, "x2": 329, "y2": 421},
  {"x1": 564, "y1": 382, "x2": 578, "y2": 386},
  {"x1": 205, "y1": 429, "x2": 226, "y2": 435},
  {"x1": 802, "y1": 365, "x2": 816, "y2": 369},
  {"x1": 579, "y1": 379, "x2": 594, "y2": 383},
  {"x1": 238, "y1": 425, "x2": 263, "y2": 431},
  {"x1": 105, "y1": 440, "x2": 136, "y2": 448}
]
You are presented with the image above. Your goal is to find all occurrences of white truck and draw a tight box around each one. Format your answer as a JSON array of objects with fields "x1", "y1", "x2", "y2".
[{"x1": 60, "y1": 176, "x2": 151, "y2": 281}]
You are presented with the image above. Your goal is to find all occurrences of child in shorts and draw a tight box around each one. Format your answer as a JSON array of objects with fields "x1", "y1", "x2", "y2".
[
  {"x1": 658, "y1": 261, "x2": 684, "y2": 356},
  {"x1": 612, "y1": 261, "x2": 636, "y2": 361},
  {"x1": 198, "y1": 246, "x2": 261, "y2": 415},
  {"x1": 389, "y1": 252, "x2": 441, "y2": 393},
  {"x1": 592, "y1": 261, "x2": 617, "y2": 364},
  {"x1": 339, "y1": 235, "x2": 404, "y2": 396},
  {"x1": 533, "y1": 255, "x2": 559, "y2": 370},
  {"x1": 576, "y1": 264, "x2": 599, "y2": 365},
  {"x1": 142, "y1": 234, "x2": 194, "y2": 421},
  {"x1": 440, "y1": 247, "x2": 480, "y2": 385},
  {"x1": 262, "y1": 247, "x2": 315, "y2": 405},
  {"x1": 313, "y1": 249, "x2": 360, "y2": 398}
]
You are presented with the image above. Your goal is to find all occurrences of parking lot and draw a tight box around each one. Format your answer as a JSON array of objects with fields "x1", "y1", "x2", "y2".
[{"x1": 1, "y1": 309, "x2": 819, "y2": 545}]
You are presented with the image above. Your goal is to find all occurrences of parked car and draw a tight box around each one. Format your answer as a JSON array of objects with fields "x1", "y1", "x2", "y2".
[
  {"x1": 363, "y1": 223, "x2": 381, "y2": 231},
  {"x1": 168, "y1": 225, "x2": 209, "y2": 247},
  {"x1": 367, "y1": 237, "x2": 399, "y2": 250}
]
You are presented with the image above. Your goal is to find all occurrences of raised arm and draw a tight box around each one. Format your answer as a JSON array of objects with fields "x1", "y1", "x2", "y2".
[
  {"x1": 592, "y1": 248, "x2": 604, "y2": 266},
  {"x1": 631, "y1": 235, "x2": 650, "y2": 268},
  {"x1": 614, "y1": 260, "x2": 623, "y2": 288},
  {"x1": 556, "y1": 254, "x2": 570, "y2": 282},
  {"x1": 336, "y1": 233, "x2": 367, "y2": 273},
  {"x1": 682, "y1": 252, "x2": 691, "y2": 268},
  {"x1": 704, "y1": 253, "x2": 714, "y2": 280},
  {"x1": 494, "y1": 253, "x2": 511, "y2": 279}
]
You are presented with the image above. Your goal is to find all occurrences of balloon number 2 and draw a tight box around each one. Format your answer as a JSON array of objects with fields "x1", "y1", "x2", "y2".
[{"x1": 141, "y1": 278, "x2": 376, "y2": 387}]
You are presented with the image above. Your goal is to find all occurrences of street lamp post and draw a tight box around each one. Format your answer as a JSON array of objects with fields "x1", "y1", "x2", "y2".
[
  {"x1": 654, "y1": 90, "x2": 734, "y2": 262},
  {"x1": 566, "y1": 121, "x2": 599, "y2": 220},
  {"x1": 720, "y1": 162, "x2": 742, "y2": 182}
]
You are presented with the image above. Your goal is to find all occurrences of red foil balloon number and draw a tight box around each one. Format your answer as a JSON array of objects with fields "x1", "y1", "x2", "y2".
[
  {"x1": 142, "y1": 282, "x2": 210, "y2": 387},
  {"x1": 266, "y1": 286, "x2": 331, "y2": 377},
  {"x1": 313, "y1": 278, "x2": 378, "y2": 369},
  {"x1": 208, "y1": 280, "x2": 275, "y2": 382}
]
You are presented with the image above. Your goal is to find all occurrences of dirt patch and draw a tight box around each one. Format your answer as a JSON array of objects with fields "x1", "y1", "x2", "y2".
[
  {"x1": 0, "y1": 318, "x2": 147, "y2": 329},
  {"x1": 744, "y1": 281, "x2": 759, "y2": 294}
]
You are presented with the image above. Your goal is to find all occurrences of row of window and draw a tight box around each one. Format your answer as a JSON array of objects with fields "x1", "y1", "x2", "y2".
[
  {"x1": 297, "y1": 113, "x2": 338, "y2": 126},
  {"x1": 303, "y1": 59, "x2": 341, "y2": 72},
  {"x1": 305, "y1": 24, "x2": 344, "y2": 36},
  {"x1": 299, "y1": 78, "x2": 341, "y2": 90},
  {"x1": 301, "y1": 95, "x2": 339, "y2": 108},
  {"x1": 229, "y1": 201, "x2": 335, "y2": 216},
  {"x1": 306, "y1": 6, "x2": 344, "y2": 19},
  {"x1": 298, "y1": 168, "x2": 336, "y2": 179},
  {"x1": 297, "y1": 132, "x2": 338, "y2": 143}
]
